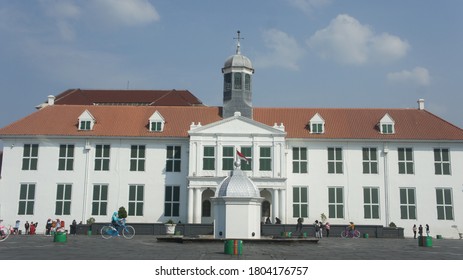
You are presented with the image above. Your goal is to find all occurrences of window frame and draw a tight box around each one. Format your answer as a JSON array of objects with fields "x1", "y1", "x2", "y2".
[
  {"x1": 222, "y1": 146, "x2": 234, "y2": 171},
  {"x1": 292, "y1": 147, "x2": 308, "y2": 174},
  {"x1": 95, "y1": 144, "x2": 110, "y2": 171},
  {"x1": 436, "y1": 188, "x2": 453, "y2": 220},
  {"x1": 434, "y1": 148, "x2": 451, "y2": 175},
  {"x1": 399, "y1": 188, "x2": 417, "y2": 220},
  {"x1": 362, "y1": 147, "x2": 378, "y2": 174},
  {"x1": 164, "y1": 185, "x2": 180, "y2": 217},
  {"x1": 259, "y1": 146, "x2": 272, "y2": 171},
  {"x1": 203, "y1": 146, "x2": 215, "y2": 171},
  {"x1": 292, "y1": 186, "x2": 309, "y2": 218},
  {"x1": 55, "y1": 184, "x2": 72, "y2": 215},
  {"x1": 398, "y1": 148, "x2": 414, "y2": 174},
  {"x1": 328, "y1": 186, "x2": 344, "y2": 219},
  {"x1": 166, "y1": 146, "x2": 181, "y2": 172},
  {"x1": 240, "y1": 146, "x2": 252, "y2": 171},
  {"x1": 128, "y1": 184, "x2": 144, "y2": 216},
  {"x1": 363, "y1": 187, "x2": 380, "y2": 219},
  {"x1": 58, "y1": 144, "x2": 74, "y2": 171},
  {"x1": 18, "y1": 183, "x2": 35, "y2": 215},
  {"x1": 130, "y1": 145, "x2": 145, "y2": 171},
  {"x1": 91, "y1": 184, "x2": 108, "y2": 216},
  {"x1": 22, "y1": 144, "x2": 39, "y2": 170},
  {"x1": 328, "y1": 147, "x2": 343, "y2": 174}
]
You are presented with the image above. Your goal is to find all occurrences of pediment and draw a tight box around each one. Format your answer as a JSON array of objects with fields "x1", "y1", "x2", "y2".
[{"x1": 189, "y1": 115, "x2": 286, "y2": 136}]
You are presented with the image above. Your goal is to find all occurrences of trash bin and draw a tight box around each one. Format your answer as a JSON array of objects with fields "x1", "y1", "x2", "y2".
[
  {"x1": 54, "y1": 232, "x2": 67, "y2": 243},
  {"x1": 363, "y1": 233, "x2": 369, "y2": 238},
  {"x1": 418, "y1": 236, "x2": 432, "y2": 247},
  {"x1": 224, "y1": 240, "x2": 243, "y2": 255}
]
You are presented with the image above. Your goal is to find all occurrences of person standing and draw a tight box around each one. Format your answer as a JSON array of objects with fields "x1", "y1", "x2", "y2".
[
  {"x1": 70, "y1": 219, "x2": 77, "y2": 235},
  {"x1": 324, "y1": 222, "x2": 331, "y2": 237},
  {"x1": 13, "y1": 220, "x2": 20, "y2": 235},
  {"x1": 296, "y1": 217, "x2": 303, "y2": 233},
  {"x1": 314, "y1": 220, "x2": 320, "y2": 238},
  {"x1": 24, "y1": 221, "x2": 30, "y2": 235},
  {"x1": 413, "y1": 224, "x2": 417, "y2": 239},
  {"x1": 426, "y1": 224, "x2": 430, "y2": 236},
  {"x1": 418, "y1": 224, "x2": 423, "y2": 237}
]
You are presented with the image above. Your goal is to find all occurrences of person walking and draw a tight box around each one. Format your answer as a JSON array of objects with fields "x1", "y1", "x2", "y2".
[{"x1": 413, "y1": 224, "x2": 417, "y2": 239}]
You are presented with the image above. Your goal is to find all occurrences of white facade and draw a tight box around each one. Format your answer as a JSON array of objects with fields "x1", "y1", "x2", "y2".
[{"x1": 1, "y1": 115, "x2": 463, "y2": 238}]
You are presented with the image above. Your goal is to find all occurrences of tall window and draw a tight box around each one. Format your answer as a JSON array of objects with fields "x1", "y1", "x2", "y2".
[
  {"x1": 328, "y1": 147, "x2": 343, "y2": 174},
  {"x1": 166, "y1": 146, "x2": 181, "y2": 172},
  {"x1": 240, "y1": 146, "x2": 252, "y2": 171},
  {"x1": 22, "y1": 144, "x2": 38, "y2": 170},
  {"x1": 436, "y1": 188, "x2": 453, "y2": 220},
  {"x1": 128, "y1": 185, "x2": 144, "y2": 216},
  {"x1": 363, "y1": 187, "x2": 379, "y2": 219},
  {"x1": 165, "y1": 185, "x2": 180, "y2": 217},
  {"x1": 234, "y1": 72, "x2": 242, "y2": 89},
  {"x1": 202, "y1": 200, "x2": 211, "y2": 217},
  {"x1": 130, "y1": 145, "x2": 145, "y2": 171},
  {"x1": 95, "y1": 144, "x2": 110, "y2": 171},
  {"x1": 259, "y1": 147, "x2": 272, "y2": 171},
  {"x1": 58, "y1": 144, "x2": 74, "y2": 171},
  {"x1": 55, "y1": 184, "x2": 72, "y2": 215},
  {"x1": 222, "y1": 146, "x2": 234, "y2": 170},
  {"x1": 398, "y1": 148, "x2": 414, "y2": 174},
  {"x1": 244, "y1": 74, "x2": 251, "y2": 90},
  {"x1": 400, "y1": 188, "x2": 416, "y2": 219},
  {"x1": 434, "y1": 148, "x2": 451, "y2": 175},
  {"x1": 203, "y1": 146, "x2": 215, "y2": 171},
  {"x1": 18, "y1": 183, "x2": 35, "y2": 215},
  {"x1": 292, "y1": 147, "x2": 308, "y2": 173},
  {"x1": 328, "y1": 187, "x2": 344, "y2": 218},
  {"x1": 362, "y1": 147, "x2": 378, "y2": 174},
  {"x1": 92, "y1": 184, "x2": 108, "y2": 216},
  {"x1": 292, "y1": 187, "x2": 308, "y2": 218}
]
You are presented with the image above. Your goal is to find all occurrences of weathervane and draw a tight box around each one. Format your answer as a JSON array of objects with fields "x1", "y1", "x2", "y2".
[{"x1": 234, "y1": 30, "x2": 243, "y2": 54}]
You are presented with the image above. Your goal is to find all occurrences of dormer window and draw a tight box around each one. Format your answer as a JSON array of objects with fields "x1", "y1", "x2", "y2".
[
  {"x1": 309, "y1": 113, "x2": 325, "y2": 134},
  {"x1": 78, "y1": 110, "x2": 95, "y2": 131},
  {"x1": 379, "y1": 113, "x2": 395, "y2": 134},
  {"x1": 149, "y1": 111, "x2": 165, "y2": 132}
]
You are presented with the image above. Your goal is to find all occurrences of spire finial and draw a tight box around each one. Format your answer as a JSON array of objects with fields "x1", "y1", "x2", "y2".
[{"x1": 234, "y1": 30, "x2": 243, "y2": 54}]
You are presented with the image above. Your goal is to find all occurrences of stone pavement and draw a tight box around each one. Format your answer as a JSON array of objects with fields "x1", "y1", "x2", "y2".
[{"x1": 1, "y1": 234, "x2": 462, "y2": 260}]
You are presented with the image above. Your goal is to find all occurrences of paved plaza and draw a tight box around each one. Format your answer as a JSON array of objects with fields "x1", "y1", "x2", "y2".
[{"x1": 1, "y1": 234, "x2": 462, "y2": 260}]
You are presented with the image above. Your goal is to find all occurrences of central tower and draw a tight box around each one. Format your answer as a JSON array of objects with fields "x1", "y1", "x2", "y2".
[{"x1": 222, "y1": 31, "x2": 254, "y2": 119}]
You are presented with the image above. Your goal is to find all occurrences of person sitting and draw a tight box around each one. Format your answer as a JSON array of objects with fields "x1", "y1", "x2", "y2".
[
  {"x1": 265, "y1": 217, "x2": 272, "y2": 224},
  {"x1": 275, "y1": 217, "x2": 281, "y2": 224},
  {"x1": 111, "y1": 211, "x2": 122, "y2": 235},
  {"x1": 347, "y1": 222, "x2": 355, "y2": 235}
]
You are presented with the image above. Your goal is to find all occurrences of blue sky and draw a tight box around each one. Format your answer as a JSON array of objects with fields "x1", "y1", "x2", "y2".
[{"x1": 1, "y1": 0, "x2": 462, "y2": 136}]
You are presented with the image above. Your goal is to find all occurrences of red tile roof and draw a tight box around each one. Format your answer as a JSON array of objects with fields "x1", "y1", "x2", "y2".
[
  {"x1": 52, "y1": 89, "x2": 204, "y2": 106},
  {"x1": 1, "y1": 105, "x2": 463, "y2": 140}
]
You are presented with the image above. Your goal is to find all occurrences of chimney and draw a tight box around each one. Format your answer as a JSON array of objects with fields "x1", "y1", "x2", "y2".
[
  {"x1": 417, "y1": 99, "x2": 425, "y2": 110},
  {"x1": 48, "y1": 95, "x2": 55, "y2": 106}
]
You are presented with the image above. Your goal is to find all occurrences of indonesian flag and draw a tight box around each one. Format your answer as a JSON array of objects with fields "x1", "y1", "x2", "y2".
[{"x1": 236, "y1": 150, "x2": 249, "y2": 162}]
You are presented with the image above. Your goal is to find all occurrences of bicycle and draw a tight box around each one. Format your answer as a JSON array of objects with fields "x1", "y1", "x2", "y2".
[
  {"x1": 341, "y1": 228, "x2": 361, "y2": 238},
  {"x1": 101, "y1": 219, "x2": 135, "y2": 239},
  {"x1": 0, "y1": 224, "x2": 11, "y2": 242}
]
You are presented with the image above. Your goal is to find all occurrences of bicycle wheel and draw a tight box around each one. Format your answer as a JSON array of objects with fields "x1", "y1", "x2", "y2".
[
  {"x1": 101, "y1": 226, "x2": 114, "y2": 239},
  {"x1": 353, "y1": 230, "x2": 361, "y2": 239},
  {"x1": 340, "y1": 230, "x2": 347, "y2": 238},
  {"x1": 0, "y1": 230, "x2": 9, "y2": 242},
  {"x1": 122, "y1": 225, "x2": 135, "y2": 239}
]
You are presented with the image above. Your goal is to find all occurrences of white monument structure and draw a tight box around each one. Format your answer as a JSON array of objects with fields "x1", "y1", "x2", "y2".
[{"x1": 212, "y1": 159, "x2": 264, "y2": 239}]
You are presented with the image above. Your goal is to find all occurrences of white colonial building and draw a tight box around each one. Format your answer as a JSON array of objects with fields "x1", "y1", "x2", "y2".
[{"x1": 1, "y1": 38, "x2": 463, "y2": 238}]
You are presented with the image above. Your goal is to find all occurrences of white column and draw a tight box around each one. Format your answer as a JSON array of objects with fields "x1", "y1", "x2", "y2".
[
  {"x1": 272, "y1": 188, "x2": 279, "y2": 223},
  {"x1": 194, "y1": 188, "x2": 202, "y2": 223},
  {"x1": 188, "y1": 187, "x2": 194, "y2": 223},
  {"x1": 279, "y1": 189, "x2": 286, "y2": 223}
]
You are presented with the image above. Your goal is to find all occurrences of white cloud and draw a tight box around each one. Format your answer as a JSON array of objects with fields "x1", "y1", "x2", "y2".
[
  {"x1": 91, "y1": 0, "x2": 160, "y2": 26},
  {"x1": 387, "y1": 67, "x2": 431, "y2": 86},
  {"x1": 287, "y1": 0, "x2": 331, "y2": 16},
  {"x1": 307, "y1": 14, "x2": 410, "y2": 65},
  {"x1": 255, "y1": 29, "x2": 305, "y2": 70}
]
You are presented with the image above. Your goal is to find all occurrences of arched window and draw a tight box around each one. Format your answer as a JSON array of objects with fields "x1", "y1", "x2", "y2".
[
  {"x1": 262, "y1": 200, "x2": 270, "y2": 217},
  {"x1": 202, "y1": 200, "x2": 211, "y2": 217}
]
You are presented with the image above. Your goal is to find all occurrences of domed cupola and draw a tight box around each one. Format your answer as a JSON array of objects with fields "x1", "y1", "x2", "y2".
[
  {"x1": 217, "y1": 160, "x2": 260, "y2": 198},
  {"x1": 222, "y1": 31, "x2": 254, "y2": 119}
]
